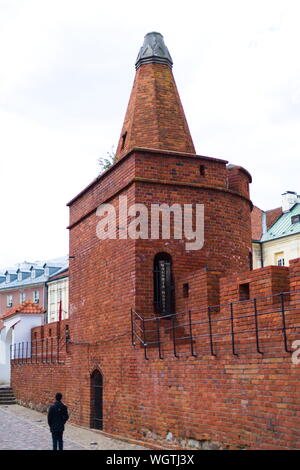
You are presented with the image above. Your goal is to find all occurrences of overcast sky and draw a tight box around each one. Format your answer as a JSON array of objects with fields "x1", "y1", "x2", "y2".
[{"x1": 0, "y1": 0, "x2": 299, "y2": 268}]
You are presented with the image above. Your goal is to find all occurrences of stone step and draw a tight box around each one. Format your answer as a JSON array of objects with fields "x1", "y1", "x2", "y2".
[
  {"x1": 0, "y1": 387, "x2": 16, "y2": 404},
  {"x1": 0, "y1": 398, "x2": 16, "y2": 404}
]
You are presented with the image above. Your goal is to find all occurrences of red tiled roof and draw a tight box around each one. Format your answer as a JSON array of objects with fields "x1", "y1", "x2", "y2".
[
  {"x1": 251, "y1": 206, "x2": 283, "y2": 241},
  {"x1": 251, "y1": 206, "x2": 263, "y2": 240},
  {"x1": 266, "y1": 207, "x2": 282, "y2": 230},
  {"x1": 48, "y1": 268, "x2": 69, "y2": 282},
  {"x1": 1, "y1": 301, "x2": 45, "y2": 320}
]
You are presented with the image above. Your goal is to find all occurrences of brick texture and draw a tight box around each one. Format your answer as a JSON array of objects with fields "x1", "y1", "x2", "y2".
[{"x1": 115, "y1": 63, "x2": 195, "y2": 159}]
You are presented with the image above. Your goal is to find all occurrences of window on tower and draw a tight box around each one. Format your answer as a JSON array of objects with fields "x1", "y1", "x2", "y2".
[{"x1": 153, "y1": 253, "x2": 175, "y2": 317}]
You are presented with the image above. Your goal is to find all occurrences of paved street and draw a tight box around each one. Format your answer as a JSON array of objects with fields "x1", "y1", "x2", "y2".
[{"x1": 0, "y1": 404, "x2": 147, "y2": 450}]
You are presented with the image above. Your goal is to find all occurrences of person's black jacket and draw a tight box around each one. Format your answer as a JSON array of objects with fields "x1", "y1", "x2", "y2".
[{"x1": 47, "y1": 401, "x2": 69, "y2": 433}]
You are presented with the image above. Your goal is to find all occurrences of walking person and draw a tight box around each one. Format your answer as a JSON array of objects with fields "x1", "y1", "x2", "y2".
[{"x1": 47, "y1": 392, "x2": 69, "y2": 450}]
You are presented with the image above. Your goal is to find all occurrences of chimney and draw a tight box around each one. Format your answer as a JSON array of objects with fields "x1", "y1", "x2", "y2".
[{"x1": 282, "y1": 191, "x2": 298, "y2": 212}]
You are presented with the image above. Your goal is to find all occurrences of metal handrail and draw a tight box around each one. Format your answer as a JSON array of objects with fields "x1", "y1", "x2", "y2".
[{"x1": 131, "y1": 290, "x2": 300, "y2": 359}]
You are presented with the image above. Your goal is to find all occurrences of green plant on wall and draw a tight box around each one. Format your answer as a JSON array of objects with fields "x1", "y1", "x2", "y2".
[{"x1": 98, "y1": 146, "x2": 116, "y2": 172}]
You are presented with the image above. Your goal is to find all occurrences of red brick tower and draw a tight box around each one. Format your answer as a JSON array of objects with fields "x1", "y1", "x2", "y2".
[
  {"x1": 68, "y1": 31, "x2": 253, "y2": 328},
  {"x1": 66, "y1": 30, "x2": 253, "y2": 433}
]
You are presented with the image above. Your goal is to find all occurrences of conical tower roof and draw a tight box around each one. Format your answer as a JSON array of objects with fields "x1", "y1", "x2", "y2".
[{"x1": 115, "y1": 32, "x2": 196, "y2": 160}]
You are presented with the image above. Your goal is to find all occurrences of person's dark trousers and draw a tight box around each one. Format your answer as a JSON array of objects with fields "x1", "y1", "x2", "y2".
[{"x1": 52, "y1": 431, "x2": 64, "y2": 450}]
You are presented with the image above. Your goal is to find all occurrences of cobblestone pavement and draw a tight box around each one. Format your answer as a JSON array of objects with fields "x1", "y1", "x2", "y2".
[{"x1": 0, "y1": 404, "x2": 148, "y2": 450}]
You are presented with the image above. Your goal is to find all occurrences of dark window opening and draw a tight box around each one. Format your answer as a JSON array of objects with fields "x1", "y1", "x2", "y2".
[
  {"x1": 91, "y1": 370, "x2": 103, "y2": 430},
  {"x1": 121, "y1": 132, "x2": 127, "y2": 150},
  {"x1": 200, "y1": 165, "x2": 206, "y2": 176},
  {"x1": 278, "y1": 258, "x2": 285, "y2": 266},
  {"x1": 48, "y1": 329, "x2": 52, "y2": 337},
  {"x1": 153, "y1": 253, "x2": 175, "y2": 317},
  {"x1": 183, "y1": 283, "x2": 189, "y2": 298},
  {"x1": 249, "y1": 251, "x2": 253, "y2": 270},
  {"x1": 291, "y1": 214, "x2": 300, "y2": 224},
  {"x1": 239, "y1": 283, "x2": 250, "y2": 301}
]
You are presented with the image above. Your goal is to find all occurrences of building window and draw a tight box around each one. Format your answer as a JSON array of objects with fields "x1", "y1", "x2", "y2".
[
  {"x1": 20, "y1": 292, "x2": 26, "y2": 303},
  {"x1": 200, "y1": 165, "x2": 206, "y2": 176},
  {"x1": 153, "y1": 253, "x2": 175, "y2": 316},
  {"x1": 183, "y1": 283, "x2": 189, "y2": 298},
  {"x1": 275, "y1": 252, "x2": 285, "y2": 267},
  {"x1": 239, "y1": 283, "x2": 250, "y2": 301},
  {"x1": 7, "y1": 295, "x2": 13, "y2": 307},
  {"x1": 121, "y1": 131, "x2": 127, "y2": 150},
  {"x1": 33, "y1": 290, "x2": 39, "y2": 303},
  {"x1": 291, "y1": 214, "x2": 300, "y2": 224},
  {"x1": 17, "y1": 272, "x2": 22, "y2": 281},
  {"x1": 31, "y1": 270, "x2": 35, "y2": 279},
  {"x1": 50, "y1": 291, "x2": 56, "y2": 303}
]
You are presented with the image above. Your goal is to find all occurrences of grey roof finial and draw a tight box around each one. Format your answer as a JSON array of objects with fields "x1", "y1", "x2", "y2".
[{"x1": 135, "y1": 32, "x2": 173, "y2": 70}]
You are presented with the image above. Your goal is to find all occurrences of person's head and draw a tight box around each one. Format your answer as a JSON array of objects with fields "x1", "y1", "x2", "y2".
[{"x1": 55, "y1": 392, "x2": 63, "y2": 401}]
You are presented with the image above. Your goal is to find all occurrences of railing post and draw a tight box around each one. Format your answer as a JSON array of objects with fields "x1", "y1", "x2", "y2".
[
  {"x1": 280, "y1": 293, "x2": 292, "y2": 353},
  {"x1": 156, "y1": 316, "x2": 163, "y2": 359},
  {"x1": 207, "y1": 307, "x2": 216, "y2": 356},
  {"x1": 131, "y1": 309, "x2": 135, "y2": 347},
  {"x1": 253, "y1": 298, "x2": 263, "y2": 354},
  {"x1": 230, "y1": 303, "x2": 238, "y2": 356},
  {"x1": 188, "y1": 310, "x2": 197, "y2": 357},
  {"x1": 172, "y1": 314, "x2": 179, "y2": 358},
  {"x1": 46, "y1": 338, "x2": 48, "y2": 363},
  {"x1": 142, "y1": 317, "x2": 148, "y2": 360}
]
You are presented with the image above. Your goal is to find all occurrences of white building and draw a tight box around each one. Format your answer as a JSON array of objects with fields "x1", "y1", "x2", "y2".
[
  {"x1": 47, "y1": 267, "x2": 69, "y2": 324},
  {"x1": 0, "y1": 301, "x2": 44, "y2": 384},
  {"x1": 252, "y1": 191, "x2": 300, "y2": 269}
]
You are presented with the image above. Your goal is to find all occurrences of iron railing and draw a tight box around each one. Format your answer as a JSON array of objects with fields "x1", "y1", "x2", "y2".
[
  {"x1": 10, "y1": 336, "x2": 67, "y2": 364},
  {"x1": 131, "y1": 290, "x2": 300, "y2": 359}
]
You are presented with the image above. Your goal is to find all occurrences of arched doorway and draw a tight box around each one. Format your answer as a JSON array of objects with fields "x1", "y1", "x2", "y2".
[
  {"x1": 90, "y1": 369, "x2": 103, "y2": 430},
  {"x1": 0, "y1": 328, "x2": 13, "y2": 384}
]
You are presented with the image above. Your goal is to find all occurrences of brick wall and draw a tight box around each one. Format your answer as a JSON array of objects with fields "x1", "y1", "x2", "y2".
[{"x1": 11, "y1": 145, "x2": 300, "y2": 449}]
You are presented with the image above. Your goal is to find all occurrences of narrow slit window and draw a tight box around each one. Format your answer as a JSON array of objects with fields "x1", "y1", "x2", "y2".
[
  {"x1": 200, "y1": 165, "x2": 206, "y2": 176},
  {"x1": 239, "y1": 283, "x2": 250, "y2": 301},
  {"x1": 121, "y1": 132, "x2": 127, "y2": 150},
  {"x1": 183, "y1": 283, "x2": 189, "y2": 298}
]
